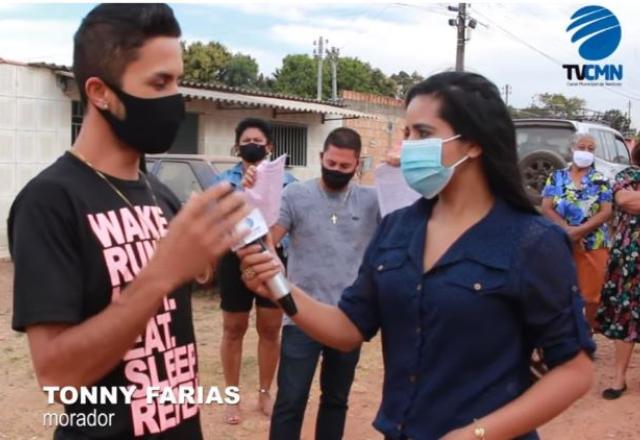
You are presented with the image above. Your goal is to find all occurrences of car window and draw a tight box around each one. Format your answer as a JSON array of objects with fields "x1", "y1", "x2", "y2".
[
  {"x1": 613, "y1": 136, "x2": 630, "y2": 164},
  {"x1": 515, "y1": 126, "x2": 574, "y2": 160},
  {"x1": 156, "y1": 161, "x2": 202, "y2": 204},
  {"x1": 587, "y1": 129, "x2": 612, "y2": 161},
  {"x1": 190, "y1": 161, "x2": 218, "y2": 189},
  {"x1": 211, "y1": 161, "x2": 236, "y2": 174}
]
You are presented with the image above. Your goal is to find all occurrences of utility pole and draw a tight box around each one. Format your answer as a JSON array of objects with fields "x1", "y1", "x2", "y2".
[
  {"x1": 448, "y1": 3, "x2": 477, "y2": 71},
  {"x1": 313, "y1": 36, "x2": 328, "y2": 100},
  {"x1": 326, "y1": 46, "x2": 340, "y2": 103},
  {"x1": 502, "y1": 84, "x2": 512, "y2": 106}
]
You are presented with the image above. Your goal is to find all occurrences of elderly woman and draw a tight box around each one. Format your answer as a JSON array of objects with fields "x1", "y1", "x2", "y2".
[
  {"x1": 542, "y1": 134, "x2": 613, "y2": 329},
  {"x1": 596, "y1": 146, "x2": 640, "y2": 399}
]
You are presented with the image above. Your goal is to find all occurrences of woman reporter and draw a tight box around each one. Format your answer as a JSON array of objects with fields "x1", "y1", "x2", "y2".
[{"x1": 238, "y1": 71, "x2": 594, "y2": 440}]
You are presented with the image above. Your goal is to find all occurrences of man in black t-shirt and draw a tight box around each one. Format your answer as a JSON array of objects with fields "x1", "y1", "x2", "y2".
[{"x1": 8, "y1": 4, "x2": 250, "y2": 439}]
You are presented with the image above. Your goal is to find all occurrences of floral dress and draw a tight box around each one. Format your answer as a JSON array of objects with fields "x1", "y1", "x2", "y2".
[
  {"x1": 541, "y1": 167, "x2": 612, "y2": 250},
  {"x1": 597, "y1": 167, "x2": 640, "y2": 342}
]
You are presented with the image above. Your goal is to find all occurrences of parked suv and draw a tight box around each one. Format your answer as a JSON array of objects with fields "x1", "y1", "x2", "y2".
[
  {"x1": 146, "y1": 154, "x2": 238, "y2": 204},
  {"x1": 515, "y1": 119, "x2": 630, "y2": 204}
]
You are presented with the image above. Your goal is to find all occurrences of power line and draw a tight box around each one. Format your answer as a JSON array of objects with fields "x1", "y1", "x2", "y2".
[{"x1": 393, "y1": 3, "x2": 457, "y2": 18}]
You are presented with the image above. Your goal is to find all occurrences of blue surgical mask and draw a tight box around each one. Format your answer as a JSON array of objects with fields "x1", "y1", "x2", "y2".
[{"x1": 400, "y1": 134, "x2": 467, "y2": 199}]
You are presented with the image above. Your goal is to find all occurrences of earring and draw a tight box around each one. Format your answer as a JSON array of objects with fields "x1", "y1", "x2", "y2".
[{"x1": 102, "y1": 102, "x2": 108, "y2": 110}]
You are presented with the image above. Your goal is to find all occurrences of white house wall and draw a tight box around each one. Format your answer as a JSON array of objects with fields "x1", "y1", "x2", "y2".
[{"x1": 0, "y1": 63, "x2": 72, "y2": 258}]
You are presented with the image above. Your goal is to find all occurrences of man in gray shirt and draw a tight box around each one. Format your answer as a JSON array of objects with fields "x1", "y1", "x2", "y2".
[{"x1": 270, "y1": 127, "x2": 380, "y2": 439}]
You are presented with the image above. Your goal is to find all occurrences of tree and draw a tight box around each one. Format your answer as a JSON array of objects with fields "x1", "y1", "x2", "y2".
[
  {"x1": 256, "y1": 73, "x2": 275, "y2": 93},
  {"x1": 218, "y1": 54, "x2": 259, "y2": 89},
  {"x1": 272, "y1": 54, "x2": 326, "y2": 98},
  {"x1": 536, "y1": 93, "x2": 586, "y2": 119},
  {"x1": 370, "y1": 68, "x2": 397, "y2": 97},
  {"x1": 601, "y1": 109, "x2": 631, "y2": 133},
  {"x1": 272, "y1": 54, "x2": 398, "y2": 99},
  {"x1": 182, "y1": 41, "x2": 231, "y2": 83},
  {"x1": 390, "y1": 71, "x2": 425, "y2": 98},
  {"x1": 336, "y1": 57, "x2": 396, "y2": 97}
]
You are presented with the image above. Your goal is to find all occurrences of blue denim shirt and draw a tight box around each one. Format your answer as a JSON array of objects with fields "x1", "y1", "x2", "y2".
[
  {"x1": 213, "y1": 162, "x2": 297, "y2": 189},
  {"x1": 338, "y1": 197, "x2": 595, "y2": 440}
]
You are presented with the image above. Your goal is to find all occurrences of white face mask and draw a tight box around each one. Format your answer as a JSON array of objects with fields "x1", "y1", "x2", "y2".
[{"x1": 573, "y1": 150, "x2": 595, "y2": 168}]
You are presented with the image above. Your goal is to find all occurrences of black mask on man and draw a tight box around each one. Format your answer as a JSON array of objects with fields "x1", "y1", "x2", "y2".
[
  {"x1": 322, "y1": 167, "x2": 355, "y2": 190},
  {"x1": 98, "y1": 81, "x2": 185, "y2": 155},
  {"x1": 239, "y1": 143, "x2": 268, "y2": 163}
]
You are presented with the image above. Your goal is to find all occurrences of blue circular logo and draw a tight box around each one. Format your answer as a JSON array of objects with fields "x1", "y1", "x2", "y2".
[
  {"x1": 566, "y1": 5, "x2": 621, "y2": 61},
  {"x1": 245, "y1": 217, "x2": 254, "y2": 228}
]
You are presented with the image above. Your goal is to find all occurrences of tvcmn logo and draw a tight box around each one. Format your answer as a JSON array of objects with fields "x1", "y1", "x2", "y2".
[{"x1": 562, "y1": 5, "x2": 622, "y2": 82}]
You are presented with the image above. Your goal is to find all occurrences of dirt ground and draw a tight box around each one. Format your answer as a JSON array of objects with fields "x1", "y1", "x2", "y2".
[{"x1": 1, "y1": 260, "x2": 640, "y2": 440}]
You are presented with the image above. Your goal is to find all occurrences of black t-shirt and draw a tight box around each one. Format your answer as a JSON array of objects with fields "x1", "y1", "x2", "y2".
[{"x1": 9, "y1": 152, "x2": 202, "y2": 439}]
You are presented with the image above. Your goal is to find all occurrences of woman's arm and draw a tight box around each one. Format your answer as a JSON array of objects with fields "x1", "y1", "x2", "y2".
[
  {"x1": 286, "y1": 286, "x2": 364, "y2": 352},
  {"x1": 615, "y1": 189, "x2": 640, "y2": 215},
  {"x1": 541, "y1": 197, "x2": 568, "y2": 228},
  {"x1": 443, "y1": 351, "x2": 593, "y2": 440},
  {"x1": 237, "y1": 244, "x2": 364, "y2": 352},
  {"x1": 572, "y1": 202, "x2": 612, "y2": 238}
]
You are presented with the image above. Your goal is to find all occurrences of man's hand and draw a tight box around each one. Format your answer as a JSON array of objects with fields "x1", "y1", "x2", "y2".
[
  {"x1": 241, "y1": 165, "x2": 258, "y2": 189},
  {"x1": 150, "y1": 182, "x2": 251, "y2": 290}
]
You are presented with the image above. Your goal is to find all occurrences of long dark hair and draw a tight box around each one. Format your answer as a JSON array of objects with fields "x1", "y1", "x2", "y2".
[{"x1": 406, "y1": 71, "x2": 537, "y2": 214}]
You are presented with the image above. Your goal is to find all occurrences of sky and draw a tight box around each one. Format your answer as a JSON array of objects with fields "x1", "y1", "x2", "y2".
[{"x1": 1, "y1": 1, "x2": 639, "y2": 128}]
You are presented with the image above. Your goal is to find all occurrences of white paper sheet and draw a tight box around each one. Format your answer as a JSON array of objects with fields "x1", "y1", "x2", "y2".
[
  {"x1": 244, "y1": 155, "x2": 287, "y2": 227},
  {"x1": 374, "y1": 163, "x2": 422, "y2": 217}
]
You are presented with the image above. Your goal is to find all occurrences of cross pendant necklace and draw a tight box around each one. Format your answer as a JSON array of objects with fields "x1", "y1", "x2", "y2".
[{"x1": 319, "y1": 179, "x2": 351, "y2": 225}]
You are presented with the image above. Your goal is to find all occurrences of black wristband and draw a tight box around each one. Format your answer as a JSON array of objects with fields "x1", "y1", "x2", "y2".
[{"x1": 277, "y1": 293, "x2": 298, "y2": 317}]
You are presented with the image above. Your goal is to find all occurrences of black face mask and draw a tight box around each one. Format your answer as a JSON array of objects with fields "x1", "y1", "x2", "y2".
[
  {"x1": 322, "y1": 167, "x2": 355, "y2": 190},
  {"x1": 99, "y1": 81, "x2": 185, "y2": 155},
  {"x1": 239, "y1": 143, "x2": 268, "y2": 163}
]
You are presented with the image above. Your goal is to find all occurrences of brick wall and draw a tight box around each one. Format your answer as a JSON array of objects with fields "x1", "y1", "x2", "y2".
[{"x1": 341, "y1": 90, "x2": 406, "y2": 185}]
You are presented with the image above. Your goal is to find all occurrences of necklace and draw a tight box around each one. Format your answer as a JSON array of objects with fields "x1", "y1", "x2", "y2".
[
  {"x1": 318, "y1": 179, "x2": 352, "y2": 225},
  {"x1": 69, "y1": 149, "x2": 160, "y2": 228}
]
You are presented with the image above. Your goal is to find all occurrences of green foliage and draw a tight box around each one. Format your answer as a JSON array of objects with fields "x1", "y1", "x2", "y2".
[
  {"x1": 218, "y1": 54, "x2": 259, "y2": 89},
  {"x1": 601, "y1": 109, "x2": 631, "y2": 133},
  {"x1": 272, "y1": 54, "x2": 322, "y2": 98},
  {"x1": 272, "y1": 54, "x2": 399, "y2": 99},
  {"x1": 182, "y1": 41, "x2": 231, "y2": 83},
  {"x1": 390, "y1": 71, "x2": 425, "y2": 98}
]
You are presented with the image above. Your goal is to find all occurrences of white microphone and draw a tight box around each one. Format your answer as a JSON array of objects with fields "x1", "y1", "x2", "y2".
[{"x1": 232, "y1": 209, "x2": 297, "y2": 316}]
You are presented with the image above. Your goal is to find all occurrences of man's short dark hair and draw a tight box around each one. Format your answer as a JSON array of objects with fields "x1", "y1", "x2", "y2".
[
  {"x1": 235, "y1": 118, "x2": 273, "y2": 145},
  {"x1": 73, "y1": 3, "x2": 181, "y2": 105},
  {"x1": 323, "y1": 127, "x2": 362, "y2": 156}
]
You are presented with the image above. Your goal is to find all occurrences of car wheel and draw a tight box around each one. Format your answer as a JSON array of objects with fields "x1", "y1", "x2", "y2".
[{"x1": 519, "y1": 151, "x2": 566, "y2": 206}]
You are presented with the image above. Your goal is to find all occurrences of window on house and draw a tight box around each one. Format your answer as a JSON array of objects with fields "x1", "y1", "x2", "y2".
[
  {"x1": 71, "y1": 101, "x2": 84, "y2": 143},
  {"x1": 272, "y1": 123, "x2": 308, "y2": 167}
]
